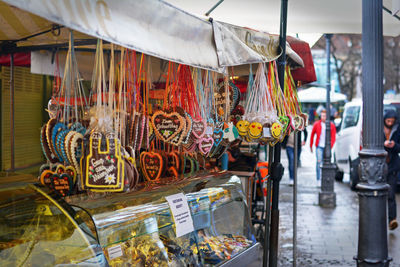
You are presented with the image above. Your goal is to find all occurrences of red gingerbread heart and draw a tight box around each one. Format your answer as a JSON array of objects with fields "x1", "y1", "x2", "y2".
[{"x1": 140, "y1": 152, "x2": 164, "y2": 182}]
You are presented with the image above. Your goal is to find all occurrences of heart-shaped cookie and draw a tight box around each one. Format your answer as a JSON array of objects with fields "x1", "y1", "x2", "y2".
[
  {"x1": 191, "y1": 118, "x2": 206, "y2": 139},
  {"x1": 40, "y1": 170, "x2": 54, "y2": 187},
  {"x1": 198, "y1": 137, "x2": 214, "y2": 155},
  {"x1": 279, "y1": 116, "x2": 290, "y2": 135},
  {"x1": 51, "y1": 173, "x2": 73, "y2": 197},
  {"x1": 151, "y1": 110, "x2": 185, "y2": 143},
  {"x1": 140, "y1": 152, "x2": 164, "y2": 182},
  {"x1": 213, "y1": 128, "x2": 224, "y2": 147},
  {"x1": 301, "y1": 113, "x2": 309, "y2": 128},
  {"x1": 183, "y1": 139, "x2": 198, "y2": 153},
  {"x1": 293, "y1": 115, "x2": 304, "y2": 131}
]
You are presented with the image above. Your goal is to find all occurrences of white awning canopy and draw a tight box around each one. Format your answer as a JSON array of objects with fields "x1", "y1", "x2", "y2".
[
  {"x1": 0, "y1": 0, "x2": 304, "y2": 73},
  {"x1": 167, "y1": 0, "x2": 400, "y2": 37},
  {"x1": 298, "y1": 87, "x2": 347, "y2": 103}
]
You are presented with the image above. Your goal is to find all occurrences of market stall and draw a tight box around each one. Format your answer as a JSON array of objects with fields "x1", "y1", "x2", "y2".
[{"x1": 0, "y1": 1, "x2": 314, "y2": 266}]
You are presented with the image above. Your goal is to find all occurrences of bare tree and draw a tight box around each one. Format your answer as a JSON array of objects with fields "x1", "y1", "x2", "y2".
[{"x1": 313, "y1": 34, "x2": 400, "y2": 100}]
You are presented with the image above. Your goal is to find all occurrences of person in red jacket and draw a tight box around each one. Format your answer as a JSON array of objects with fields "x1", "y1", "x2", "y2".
[{"x1": 310, "y1": 110, "x2": 336, "y2": 184}]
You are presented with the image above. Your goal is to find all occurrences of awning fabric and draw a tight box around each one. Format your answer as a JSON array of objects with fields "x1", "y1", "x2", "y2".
[
  {"x1": 167, "y1": 0, "x2": 400, "y2": 37},
  {"x1": 0, "y1": 0, "x2": 304, "y2": 73},
  {"x1": 298, "y1": 87, "x2": 347, "y2": 103},
  {"x1": 288, "y1": 36, "x2": 317, "y2": 84},
  {"x1": 212, "y1": 21, "x2": 303, "y2": 67},
  {"x1": 0, "y1": 53, "x2": 30, "y2": 67}
]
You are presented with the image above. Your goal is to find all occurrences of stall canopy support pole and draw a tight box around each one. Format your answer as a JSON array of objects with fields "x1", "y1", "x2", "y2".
[
  {"x1": 355, "y1": 0, "x2": 391, "y2": 266},
  {"x1": 10, "y1": 53, "x2": 15, "y2": 172},
  {"x1": 319, "y1": 34, "x2": 336, "y2": 208},
  {"x1": 204, "y1": 0, "x2": 224, "y2": 16},
  {"x1": 263, "y1": 146, "x2": 274, "y2": 266},
  {"x1": 293, "y1": 131, "x2": 298, "y2": 267},
  {"x1": 268, "y1": 0, "x2": 288, "y2": 266}
]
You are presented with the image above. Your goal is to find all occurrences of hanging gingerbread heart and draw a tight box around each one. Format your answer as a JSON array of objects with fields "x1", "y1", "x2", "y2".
[
  {"x1": 40, "y1": 170, "x2": 54, "y2": 187},
  {"x1": 151, "y1": 110, "x2": 185, "y2": 143},
  {"x1": 293, "y1": 115, "x2": 303, "y2": 130},
  {"x1": 278, "y1": 116, "x2": 290, "y2": 136},
  {"x1": 140, "y1": 152, "x2": 164, "y2": 182},
  {"x1": 167, "y1": 151, "x2": 180, "y2": 179},
  {"x1": 40, "y1": 125, "x2": 58, "y2": 163},
  {"x1": 183, "y1": 139, "x2": 198, "y2": 153},
  {"x1": 198, "y1": 137, "x2": 214, "y2": 155},
  {"x1": 301, "y1": 113, "x2": 309, "y2": 127},
  {"x1": 51, "y1": 173, "x2": 73, "y2": 197},
  {"x1": 182, "y1": 113, "x2": 193, "y2": 144},
  {"x1": 46, "y1": 119, "x2": 57, "y2": 159},
  {"x1": 213, "y1": 127, "x2": 224, "y2": 147},
  {"x1": 191, "y1": 117, "x2": 206, "y2": 139}
]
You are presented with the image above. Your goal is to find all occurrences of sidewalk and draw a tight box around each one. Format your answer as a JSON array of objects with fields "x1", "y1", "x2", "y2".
[{"x1": 277, "y1": 146, "x2": 400, "y2": 267}]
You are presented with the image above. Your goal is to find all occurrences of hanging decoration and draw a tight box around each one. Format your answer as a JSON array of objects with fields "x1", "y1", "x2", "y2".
[{"x1": 37, "y1": 35, "x2": 305, "y2": 197}]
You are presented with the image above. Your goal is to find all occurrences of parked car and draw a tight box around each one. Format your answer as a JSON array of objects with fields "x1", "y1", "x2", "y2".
[{"x1": 334, "y1": 98, "x2": 400, "y2": 190}]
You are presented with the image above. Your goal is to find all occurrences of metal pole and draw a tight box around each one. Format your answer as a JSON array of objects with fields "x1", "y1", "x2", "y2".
[
  {"x1": 268, "y1": 0, "x2": 288, "y2": 266},
  {"x1": 293, "y1": 131, "x2": 298, "y2": 267},
  {"x1": 355, "y1": 0, "x2": 391, "y2": 266},
  {"x1": 319, "y1": 34, "x2": 336, "y2": 207},
  {"x1": 204, "y1": 0, "x2": 224, "y2": 16},
  {"x1": 10, "y1": 53, "x2": 15, "y2": 172},
  {"x1": 263, "y1": 145, "x2": 274, "y2": 266}
]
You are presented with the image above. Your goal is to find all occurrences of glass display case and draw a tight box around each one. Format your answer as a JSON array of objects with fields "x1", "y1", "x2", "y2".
[{"x1": 0, "y1": 172, "x2": 260, "y2": 266}]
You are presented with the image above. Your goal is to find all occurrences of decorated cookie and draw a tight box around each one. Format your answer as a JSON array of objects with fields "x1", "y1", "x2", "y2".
[
  {"x1": 271, "y1": 122, "x2": 283, "y2": 139},
  {"x1": 151, "y1": 110, "x2": 186, "y2": 143},
  {"x1": 236, "y1": 120, "x2": 250, "y2": 136},
  {"x1": 247, "y1": 122, "x2": 263, "y2": 140},
  {"x1": 140, "y1": 151, "x2": 164, "y2": 182}
]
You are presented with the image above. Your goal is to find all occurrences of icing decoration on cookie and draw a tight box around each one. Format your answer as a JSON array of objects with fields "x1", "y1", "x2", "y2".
[
  {"x1": 151, "y1": 110, "x2": 185, "y2": 143},
  {"x1": 198, "y1": 137, "x2": 214, "y2": 155},
  {"x1": 82, "y1": 132, "x2": 125, "y2": 192},
  {"x1": 223, "y1": 122, "x2": 239, "y2": 142},
  {"x1": 51, "y1": 173, "x2": 73, "y2": 197},
  {"x1": 247, "y1": 122, "x2": 263, "y2": 140},
  {"x1": 213, "y1": 128, "x2": 224, "y2": 147},
  {"x1": 271, "y1": 122, "x2": 282, "y2": 139},
  {"x1": 236, "y1": 120, "x2": 250, "y2": 136},
  {"x1": 40, "y1": 125, "x2": 57, "y2": 163},
  {"x1": 191, "y1": 117, "x2": 206, "y2": 139},
  {"x1": 140, "y1": 151, "x2": 164, "y2": 182}
]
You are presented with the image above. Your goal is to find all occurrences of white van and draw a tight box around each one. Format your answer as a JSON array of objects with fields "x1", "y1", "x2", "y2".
[{"x1": 334, "y1": 98, "x2": 400, "y2": 190}]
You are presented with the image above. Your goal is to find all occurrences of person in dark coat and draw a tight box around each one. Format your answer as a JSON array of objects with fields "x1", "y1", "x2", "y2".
[
  {"x1": 383, "y1": 109, "x2": 400, "y2": 230},
  {"x1": 282, "y1": 128, "x2": 308, "y2": 185}
]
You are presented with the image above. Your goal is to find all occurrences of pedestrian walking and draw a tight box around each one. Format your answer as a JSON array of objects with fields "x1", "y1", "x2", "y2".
[
  {"x1": 383, "y1": 109, "x2": 400, "y2": 231},
  {"x1": 309, "y1": 110, "x2": 336, "y2": 185},
  {"x1": 282, "y1": 129, "x2": 308, "y2": 185}
]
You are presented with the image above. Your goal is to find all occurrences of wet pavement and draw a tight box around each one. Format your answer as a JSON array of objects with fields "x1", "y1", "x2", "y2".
[{"x1": 277, "y1": 144, "x2": 400, "y2": 266}]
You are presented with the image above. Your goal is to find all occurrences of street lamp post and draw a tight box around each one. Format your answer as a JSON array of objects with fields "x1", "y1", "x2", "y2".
[
  {"x1": 355, "y1": 0, "x2": 391, "y2": 266},
  {"x1": 319, "y1": 33, "x2": 336, "y2": 208}
]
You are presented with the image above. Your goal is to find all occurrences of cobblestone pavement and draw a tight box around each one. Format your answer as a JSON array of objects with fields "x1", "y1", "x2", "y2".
[{"x1": 277, "y1": 145, "x2": 400, "y2": 267}]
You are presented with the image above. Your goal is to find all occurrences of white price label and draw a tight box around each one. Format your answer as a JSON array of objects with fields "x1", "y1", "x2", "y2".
[
  {"x1": 263, "y1": 127, "x2": 271, "y2": 137},
  {"x1": 107, "y1": 245, "x2": 123, "y2": 260},
  {"x1": 165, "y1": 193, "x2": 194, "y2": 237}
]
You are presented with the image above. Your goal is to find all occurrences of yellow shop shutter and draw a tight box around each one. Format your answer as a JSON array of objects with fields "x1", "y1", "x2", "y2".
[{"x1": 1, "y1": 66, "x2": 46, "y2": 171}]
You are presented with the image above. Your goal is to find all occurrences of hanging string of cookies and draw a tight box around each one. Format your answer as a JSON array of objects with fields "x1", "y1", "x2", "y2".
[{"x1": 38, "y1": 35, "x2": 306, "y2": 195}]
